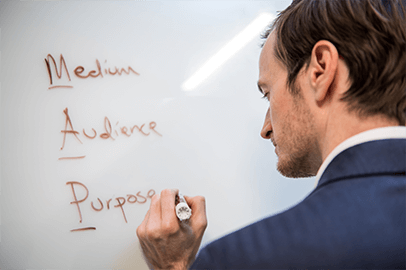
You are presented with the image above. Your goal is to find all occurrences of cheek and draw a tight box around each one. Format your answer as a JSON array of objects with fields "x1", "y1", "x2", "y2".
[
  {"x1": 270, "y1": 100, "x2": 295, "y2": 144},
  {"x1": 269, "y1": 99, "x2": 281, "y2": 129}
]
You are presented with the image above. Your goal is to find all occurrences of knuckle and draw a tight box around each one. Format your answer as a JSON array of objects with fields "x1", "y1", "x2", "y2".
[
  {"x1": 195, "y1": 195, "x2": 206, "y2": 204},
  {"x1": 192, "y1": 214, "x2": 207, "y2": 232},
  {"x1": 151, "y1": 193, "x2": 160, "y2": 202},
  {"x1": 161, "y1": 220, "x2": 178, "y2": 235},
  {"x1": 198, "y1": 217, "x2": 208, "y2": 229},
  {"x1": 203, "y1": 219, "x2": 208, "y2": 229},
  {"x1": 161, "y1": 189, "x2": 172, "y2": 197},
  {"x1": 196, "y1": 221, "x2": 208, "y2": 235},
  {"x1": 136, "y1": 226, "x2": 144, "y2": 238},
  {"x1": 146, "y1": 226, "x2": 160, "y2": 240}
]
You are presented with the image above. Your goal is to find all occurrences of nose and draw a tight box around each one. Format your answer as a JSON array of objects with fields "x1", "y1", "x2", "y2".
[{"x1": 260, "y1": 108, "x2": 272, "y2": 139}]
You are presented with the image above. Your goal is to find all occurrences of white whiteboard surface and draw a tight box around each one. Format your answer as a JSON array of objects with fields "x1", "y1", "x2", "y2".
[{"x1": 0, "y1": 1, "x2": 315, "y2": 269}]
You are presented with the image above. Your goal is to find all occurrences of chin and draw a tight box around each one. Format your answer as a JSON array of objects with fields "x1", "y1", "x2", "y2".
[{"x1": 276, "y1": 155, "x2": 316, "y2": 178}]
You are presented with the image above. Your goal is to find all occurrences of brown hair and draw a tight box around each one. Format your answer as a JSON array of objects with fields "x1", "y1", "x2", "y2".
[{"x1": 263, "y1": 0, "x2": 406, "y2": 125}]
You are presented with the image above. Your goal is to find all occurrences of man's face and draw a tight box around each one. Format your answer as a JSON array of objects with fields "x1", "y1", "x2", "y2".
[{"x1": 258, "y1": 33, "x2": 318, "y2": 178}]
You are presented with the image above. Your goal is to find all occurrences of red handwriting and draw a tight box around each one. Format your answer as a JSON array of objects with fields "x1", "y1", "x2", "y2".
[
  {"x1": 45, "y1": 54, "x2": 140, "y2": 89},
  {"x1": 61, "y1": 108, "x2": 83, "y2": 150},
  {"x1": 66, "y1": 181, "x2": 155, "y2": 225},
  {"x1": 60, "y1": 107, "x2": 162, "y2": 151},
  {"x1": 44, "y1": 54, "x2": 72, "y2": 88},
  {"x1": 58, "y1": 156, "x2": 86, "y2": 160},
  {"x1": 74, "y1": 59, "x2": 139, "y2": 78},
  {"x1": 70, "y1": 227, "x2": 96, "y2": 232},
  {"x1": 67, "y1": 181, "x2": 88, "y2": 223}
]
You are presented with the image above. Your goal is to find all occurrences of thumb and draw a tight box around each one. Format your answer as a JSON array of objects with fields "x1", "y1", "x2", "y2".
[{"x1": 184, "y1": 195, "x2": 207, "y2": 232}]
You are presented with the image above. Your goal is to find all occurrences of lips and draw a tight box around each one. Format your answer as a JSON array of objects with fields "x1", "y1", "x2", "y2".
[{"x1": 272, "y1": 140, "x2": 278, "y2": 155}]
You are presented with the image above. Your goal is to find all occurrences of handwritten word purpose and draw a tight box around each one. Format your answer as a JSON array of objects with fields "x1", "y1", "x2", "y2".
[
  {"x1": 45, "y1": 54, "x2": 140, "y2": 89},
  {"x1": 67, "y1": 181, "x2": 156, "y2": 230}
]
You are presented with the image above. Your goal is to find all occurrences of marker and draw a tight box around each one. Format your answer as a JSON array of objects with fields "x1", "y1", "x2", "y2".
[{"x1": 175, "y1": 192, "x2": 192, "y2": 221}]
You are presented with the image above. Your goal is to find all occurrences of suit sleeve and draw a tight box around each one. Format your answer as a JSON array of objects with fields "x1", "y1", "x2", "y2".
[{"x1": 190, "y1": 246, "x2": 218, "y2": 269}]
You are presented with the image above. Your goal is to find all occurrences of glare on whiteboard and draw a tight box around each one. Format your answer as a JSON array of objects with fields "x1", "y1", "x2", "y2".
[{"x1": 182, "y1": 12, "x2": 275, "y2": 92}]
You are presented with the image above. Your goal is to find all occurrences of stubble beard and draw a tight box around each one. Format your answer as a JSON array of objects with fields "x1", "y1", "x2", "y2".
[
  {"x1": 277, "y1": 144, "x2": 319, "y2": 178},
  {"x1": 276, "y1": 91, "x2": 320, "y2": 178}
]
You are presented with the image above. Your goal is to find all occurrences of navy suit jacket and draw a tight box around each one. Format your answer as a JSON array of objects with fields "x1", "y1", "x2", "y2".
[{"x1": 191, "y1": 139, "x2": 406, "y2": 269}]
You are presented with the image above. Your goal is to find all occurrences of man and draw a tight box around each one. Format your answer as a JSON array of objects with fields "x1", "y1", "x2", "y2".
[{"x1": 136, "y1": 0, "x2": 406, "y2": 268}]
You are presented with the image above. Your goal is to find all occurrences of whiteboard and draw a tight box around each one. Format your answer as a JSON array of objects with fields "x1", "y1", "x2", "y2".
[{"x1": 0, "y1": 1, "x2": 315, "y2": 269}]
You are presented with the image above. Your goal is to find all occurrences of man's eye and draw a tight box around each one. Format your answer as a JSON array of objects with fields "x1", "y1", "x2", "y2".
[{"x1": 262, "y1": 92, "x2": 269, "y2": 100}]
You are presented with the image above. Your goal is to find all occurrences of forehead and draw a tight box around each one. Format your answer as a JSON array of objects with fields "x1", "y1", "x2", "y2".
[
  {"x1": 259, "y1": 33, "x2": 274, "y2": 67},
  {"x1": 259, "y1": 36, "x2": 273, "y2": 74},
  {"x1": 258, "y1": 32, "x2": 281, "y2": 83}
]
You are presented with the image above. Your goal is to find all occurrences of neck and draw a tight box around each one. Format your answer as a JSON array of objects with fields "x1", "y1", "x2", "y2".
[{"x1": 319, "y1": 113, "x2": 400, "y2": 162}]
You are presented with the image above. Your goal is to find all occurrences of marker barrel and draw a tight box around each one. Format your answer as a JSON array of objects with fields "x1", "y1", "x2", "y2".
[{"x1": 176, "y1": 193, "x2": 192, "y2": 221}]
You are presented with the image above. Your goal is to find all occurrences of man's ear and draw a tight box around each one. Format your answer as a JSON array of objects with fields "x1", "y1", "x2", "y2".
[{"x1": 307, "y1": 40, "x2": 339, "y2": 104}]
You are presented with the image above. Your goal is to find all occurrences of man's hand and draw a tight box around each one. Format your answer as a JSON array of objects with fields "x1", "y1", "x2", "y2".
[{"x1": 136, "y1": 189, "x2": 207, "y2": 270}]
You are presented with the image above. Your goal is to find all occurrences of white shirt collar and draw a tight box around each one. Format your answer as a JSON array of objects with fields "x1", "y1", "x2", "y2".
[{"x1": 314, "y1": 126, "x2": 406, "y2": 188}]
